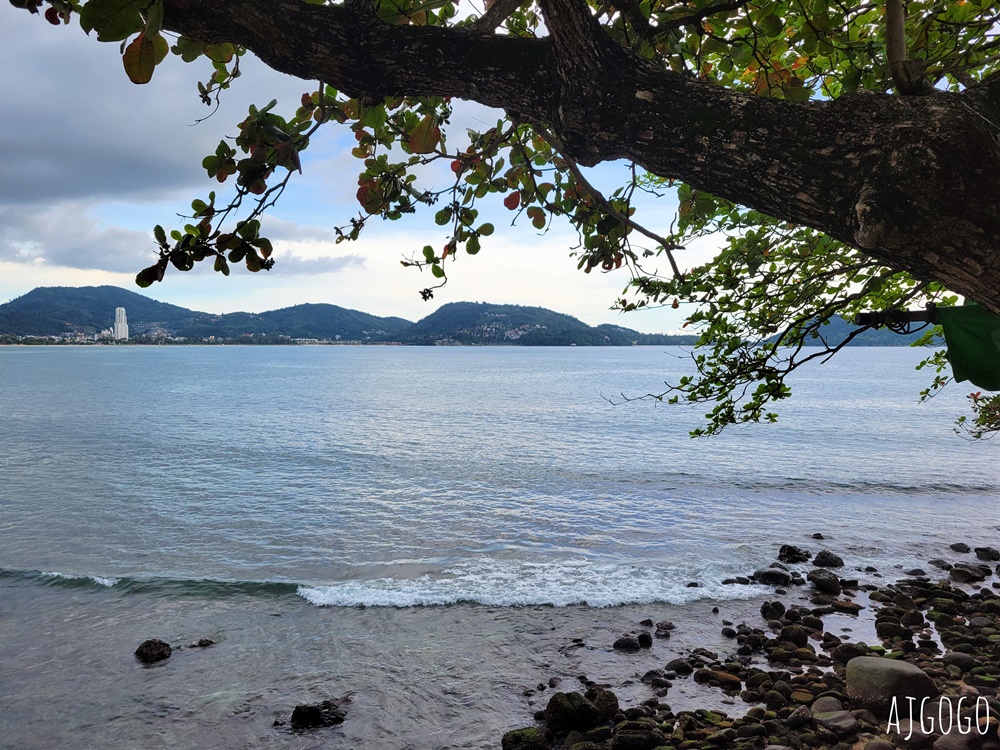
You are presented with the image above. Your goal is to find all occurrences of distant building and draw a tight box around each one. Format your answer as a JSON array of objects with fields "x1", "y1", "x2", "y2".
[{"x1": 113, "y1": 307, "x2": 129, "y2": 341}]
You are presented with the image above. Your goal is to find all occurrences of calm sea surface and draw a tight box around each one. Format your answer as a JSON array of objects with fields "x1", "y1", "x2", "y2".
[{"x1": 0, "y1": 345, "x2": 996, "y2": 749}]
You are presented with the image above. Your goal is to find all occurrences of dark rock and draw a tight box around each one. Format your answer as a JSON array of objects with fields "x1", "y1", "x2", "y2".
[
  {"x1": 812, "y1": 696, "x2": 844, "y2": 713},
  {"x1": 787, "y1": 705, "x2": 813, "y2": 728},
  {"x1": 929, "y1": 559, "x2": 953, "y2": 571},
  {"x1": 951, "y1": 564, "x2": 991, "y2": 583},
  {"x1": 134, "y1": 638, "x2": 172, "y2": 664},
  {"x1": 951, "y1": 543, "x2": 971, "y2": 553},
  {"x1": 942, "y1": 652, "x2": 979, "y2": 672},
  {"x1": 974, "y1": 547, "x2": 1000, "y2": 561},
  {"x1": 686, "y1": 581, "x2": 700, "y2": 588},
  {"x1": 808, "y1": 569, "x2": 843, "y2": 595},
  {"x1": 611, "y1": 729, "x2": 667, "y2": 750},
  {"x1": 290, "y1": 699, "x2": 346, "y2": 730},
  {"x1": 779, "y1": 545, "x2": 812, "y2": 564},
  {"x1": 905, "y1": 569, "x2": 928, "y2": 577},
  {"x1": 193, "y1": 638, "x2": 215, "y2": 648},
  {"x1": 545, "y1": 691, "x2": 601, "y2": 733},
  {"x1": 813, "y1": 710, "x2": 860, "y2": 737},
  {"x1": 761, "y1": 600, "x2": 786, "y2": 620},
  {"x1": 637, "y1": 632, "x2": 653, "y2": 649},
  {"x1": 846, "y1": 656, "x2": 938, "y2": 717},
  {"x1": 813, "y1": 551, "x2": 845, "y2": 568},
  {"x1": 666, "y1": 658, "x2": 694, "y2": 675},
  {"x1": 754, "y1": 568, "x2": 793, "y2": 586},
  {"x1": 613, "y1": 636, "x2": 641, "y2": 652},
  {"x1": 779, "y1": 625, "x2": 809, "y2": 648},
  {"x1": 501, "y1": 727, "x2": 549, "y2": 750},
  {"x1": 812, "y1": 533, "x2": 825, "y2": 539}
]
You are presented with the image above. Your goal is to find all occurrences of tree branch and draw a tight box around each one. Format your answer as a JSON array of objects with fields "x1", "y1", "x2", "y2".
[{"x1": 157, "y1": 0, "x2": 1000, "y2": 313}]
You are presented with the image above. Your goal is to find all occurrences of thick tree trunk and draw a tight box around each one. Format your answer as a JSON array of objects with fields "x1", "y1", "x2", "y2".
[{"x1": 162, "y1": 0, "x2": 1000, "y2": 314}]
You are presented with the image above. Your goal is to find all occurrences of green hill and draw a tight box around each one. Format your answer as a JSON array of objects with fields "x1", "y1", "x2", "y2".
[
  {"x1": 1, "y1": 286, "x2": 928, "y2": 347},
  {"x1": 0, "y1": 286, "x2": 204, "y2": 336},
  {"x1": 178, "y1": 304, "x2": 411, "y2": 341},
  {"x1": 397, "y1": 302, "x2": 697, "y2": 346}
]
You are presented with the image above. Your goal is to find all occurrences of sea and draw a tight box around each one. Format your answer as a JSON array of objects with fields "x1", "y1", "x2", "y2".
[{"x1": 0, "y1": 345, "x2": 996, "y2": 749}]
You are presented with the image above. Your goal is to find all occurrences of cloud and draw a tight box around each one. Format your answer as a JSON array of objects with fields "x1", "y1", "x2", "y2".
[
  {"x1": 272, "y1": 253, "x2": 365, "y2": 275},
  {"x1": 0, "y1": 9, "x2": 312, "y2": 206},
  {"x1": 0, "y1": 202, "x2": 156, "y2": 272}
]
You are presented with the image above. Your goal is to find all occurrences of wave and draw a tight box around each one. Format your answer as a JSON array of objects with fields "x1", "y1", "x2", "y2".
[
  {"x1": 296, "y1": 559, "x2": 763, "y2": 608},
  {"x1": 0, "y1": 568, "x2": 300, "y2": 598},
  {"x1": 0, "y1": 559, "x2": 767, "y2": 608}
]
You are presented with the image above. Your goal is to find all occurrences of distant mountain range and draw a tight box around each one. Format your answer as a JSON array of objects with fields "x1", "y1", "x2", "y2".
[
  {"x1": 0, "y1": 285, "x2": 927, "y2": 346},
  {"x1": 0, "y1": 286, "x2": 694, "y2": 345}
]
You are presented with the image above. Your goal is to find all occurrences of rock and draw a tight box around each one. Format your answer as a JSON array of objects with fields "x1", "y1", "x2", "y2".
[
  {"x1": 613, "y1": 636, "x2": 641, "y2": 652},
  {"x1": 813, "y1": 551, "x2": 845, "y2": 568},
  {"x1": 831, "y1": 642, "x2": 869, "y2": 663},
  {"x1": 192, "y1": 638, "x2": 215, "y2": 648},
  {"x1": 787, "y1": 705, "x2": 813, "y2": 728},
  {"x1": 942, "y1": 652, "x2": 979, "y2": 672},
  {"x1": 761, "y1": 600, "x2": 787, "y2": 620},
  {"x1": 290, "y1": 699, "x2": 346, "y2": 730},
  {"x1": 610, "y1": 729, "x2": 668, "y2": 750},
  {"x1": 951, "y1": 564, "x2": 991, "y2": 583},
  {"x1": 779, "y1": 625, "x2": 809, "y2": 648},
  {"x1": 929, "y1": 559, "x2": 953, "y2": 571},
  {"x1": 779, "y1": 545, "x2": 812, "y2": 563},
  {"x1": 501, "y1": 727, "x2": 549, "y2": 750},
  {"x1": 708, "y1": 671, "x2": 743, "y2": 689},
  {"x1": 637, "y1": 632, "x2": 653, "y2": 649},
  {"x1": 545, "y1": 691, "x2": 601, "y2": 733},
  {"x1": 585, "y1": 685, "x2": 620, "y2": 721},
  {"x1": 813, "y1": 710, "x2": 860, "y2": 737},
  {"x1": 666, "y1": 658, "x2": 694, "y2": 675},
  {"x1": 812, "y1": 696, "x2": 844, "y2": 713},
  {"x1": 134, "y1": 638, "x2": 172, "y2": 664},
  {"x1": 831, "y1": 600, "x2": 863, "y2": 615},
  {"x1": 974, "y1": 547, "x2": 1000, "y2": 561},
  {"x1": 808, "y1": 569, "x2": 843, "y2": 595},
  {"x1": 846, "y1": 656, "x2": 938, "y2": 717},
  {"x1": 755, "y1": 568, "x2": 793, "y2": 586},
  {"x1": 951, "y1": 543, "x2": 972, "y2": 553},
  {"x1": 906, "y1": 569, "x2": 928, "y2": 577}
]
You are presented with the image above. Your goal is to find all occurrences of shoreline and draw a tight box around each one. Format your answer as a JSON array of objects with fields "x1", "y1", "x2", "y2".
[{"x1": 498, "y1": 543, "x2": 1000, "y2": 750}]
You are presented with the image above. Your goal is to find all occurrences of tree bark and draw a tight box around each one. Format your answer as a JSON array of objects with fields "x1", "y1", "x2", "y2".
[{"x1": 161, "y1": 0, "x2": 1000, "y2": 314}]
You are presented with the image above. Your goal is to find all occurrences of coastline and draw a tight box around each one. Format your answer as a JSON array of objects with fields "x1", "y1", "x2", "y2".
[
  {"x1": 499, "y1": 543, "x2": 1000, "y2": 750},
  {"x1": 3, "y1": 541, "x2": 998, "y2": 749}
]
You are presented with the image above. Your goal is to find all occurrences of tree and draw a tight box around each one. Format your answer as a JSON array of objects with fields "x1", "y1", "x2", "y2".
[{"x1": 10, "y1": 0, "x2": 1000, "y2": 434}]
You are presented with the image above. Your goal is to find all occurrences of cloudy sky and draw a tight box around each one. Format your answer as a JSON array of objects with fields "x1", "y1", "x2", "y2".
[{"x1": 0, "y1": 6, "x2": 702, "y2": 332}]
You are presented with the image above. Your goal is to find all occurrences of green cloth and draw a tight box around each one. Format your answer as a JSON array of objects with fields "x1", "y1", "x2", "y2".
[{"x1": 936, "y1": 305, "x2": 1000, "y2": 391}]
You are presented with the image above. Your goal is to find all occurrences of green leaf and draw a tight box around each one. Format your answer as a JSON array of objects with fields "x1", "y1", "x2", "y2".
[
  {"x1": 477, "y1": 222, "x2": 494, "y2": 237},
  {"x1": 143, "y1": 0, "x2": 162, "y2": 36},
  {"x1": 467, "y1": 235, "x2": 481, "y2": 255},
  {"x1": 172, "y1": 36, "x2": 205, "y2": 63},
  {"x1": 422, "y1": 245, "x2": 435, "y2": 263},
  {"x1": 80, "y1": 0, "x2": 145, "y2": 42},
  {"x1": 431, "y1": 263, "x2": 445, "y2": 278},
  {"x1": 153, "y1": 224, "x2": 167, "y2": 247}
]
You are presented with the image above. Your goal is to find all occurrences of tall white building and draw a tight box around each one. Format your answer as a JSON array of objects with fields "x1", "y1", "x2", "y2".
[{"x1": 113, "y1": 307, "x2": 129, "y2": 341}]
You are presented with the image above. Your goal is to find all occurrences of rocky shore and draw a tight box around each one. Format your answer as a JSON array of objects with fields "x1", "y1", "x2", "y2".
[{"x1": 502, "y1": 543, "x2": 1000, "y2": 750}]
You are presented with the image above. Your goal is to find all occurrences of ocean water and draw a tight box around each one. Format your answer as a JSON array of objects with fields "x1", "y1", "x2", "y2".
[{"x1": 0, "y1": 345, "x2": 996, "y2": 749}]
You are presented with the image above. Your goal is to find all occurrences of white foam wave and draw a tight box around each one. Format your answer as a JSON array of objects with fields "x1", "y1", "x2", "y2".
[
  {"x1": 41, "y1": 571, "x2": 119, "y2": 587},
  {"x1": 297, "y1": 558, "x2": 761, "y2": 608}
]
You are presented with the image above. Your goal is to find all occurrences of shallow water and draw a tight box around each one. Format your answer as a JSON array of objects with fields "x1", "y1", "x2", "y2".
[{"x1": 0, "y1": 345, "x2": 996, "y2": 748}]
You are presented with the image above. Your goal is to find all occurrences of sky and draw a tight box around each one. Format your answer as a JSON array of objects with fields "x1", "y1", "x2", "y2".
[{"x1": 0, "y1": 6, "x2": 709, "y2": 332}]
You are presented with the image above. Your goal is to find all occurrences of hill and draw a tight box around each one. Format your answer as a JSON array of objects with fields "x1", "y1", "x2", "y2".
[
  {"x1": 177, "y1": 304, "x2": 412, "y2": 341},
  {"x1": 0, "y1": 286, "x2": 931, "y2": 347},
  {"x1": 0, "y1": 286, "x2": 204, "y2": 336},
  {"x1": 396, "y1": 302, "x2": 696, "y2": 346}
]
